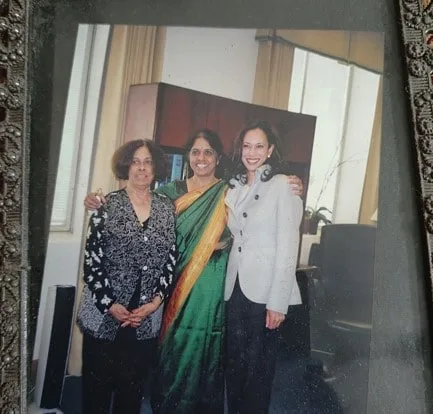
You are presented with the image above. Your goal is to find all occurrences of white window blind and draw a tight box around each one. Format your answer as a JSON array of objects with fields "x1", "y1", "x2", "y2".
[
  {"x1": 289, "y1": 50, "x2": 350, "y2": 218},
  {"x1": 333, "y1": 66, "x2": 380, "y2": 223},
  {"x1": 50, "y1": 25, "x2": 93, "y2": 230},
  {"x1": 288, "y1": 48, "x2": 380, "y2": 224}
]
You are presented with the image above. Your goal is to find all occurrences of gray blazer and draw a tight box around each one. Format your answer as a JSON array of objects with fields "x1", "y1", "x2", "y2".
[{"x1": 224, "y1": 166, "x2": 303, "y2": 314}]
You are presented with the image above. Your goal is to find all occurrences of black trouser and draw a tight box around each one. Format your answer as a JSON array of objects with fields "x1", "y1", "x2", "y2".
[
  {"x1": 225, "y1": 278, "x2": 279, "y2": 414},
  {"x1": 81, "y1": 330, "x2": 157, "y2": 414}
]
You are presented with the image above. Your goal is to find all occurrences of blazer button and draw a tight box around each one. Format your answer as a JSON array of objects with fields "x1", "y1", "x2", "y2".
[
  {"x1": 238, "y1": 246, "x2": 242, "y2": 252},
  {"x1": 240, "y1": 230, "x2": 243, "y2": 236},
  {"x1": 255, "y1": 194, "x2": 259, "y2": 200},
  {"x1": 243, "y1": 212, "x2": 247, "y2": 218}
]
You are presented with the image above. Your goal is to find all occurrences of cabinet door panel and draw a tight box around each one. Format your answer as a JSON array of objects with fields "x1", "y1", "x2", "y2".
[
  {"x1": 156, "y1": 86, "x2": 193, "y2": 148},
  {"x1": 124, "y1": 84, "x2": 159, "y2": 142},
  {"x1": 208, "y1": 98, "x2": 246, "y2": 154},
  {"x1": 189, "y1": 91, "x2": 210, "y2": 136}
]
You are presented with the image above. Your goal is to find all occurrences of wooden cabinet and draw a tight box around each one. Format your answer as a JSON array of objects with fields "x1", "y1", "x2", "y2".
[{"x1": 123, "y1": 82, "x2": 316, "y2": 196}]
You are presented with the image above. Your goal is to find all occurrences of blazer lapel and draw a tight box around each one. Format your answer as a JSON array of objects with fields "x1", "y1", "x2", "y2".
[{"x1": 227, "y1": 182, "x2": 256, "y2": 225}]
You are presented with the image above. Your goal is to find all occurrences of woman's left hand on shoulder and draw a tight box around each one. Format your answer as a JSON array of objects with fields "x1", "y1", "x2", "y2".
[
  {"x1": 266, "y1": 309, "x2": 286, "y2": 330},
  {"x1": 286, "y1": 175, "x2": 303, "y2": 197}
]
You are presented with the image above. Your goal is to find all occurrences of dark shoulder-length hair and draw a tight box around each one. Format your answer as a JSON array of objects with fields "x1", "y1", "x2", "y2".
[
  {"x1": 111, "y1": 139, "x2": 168, "y2": 181},
  {"x1": 228, "y1": 120, "x2": 284, "y2": 185},
  {"x1": 184, "y1": 128, "x2": 228, "y2": 179}
]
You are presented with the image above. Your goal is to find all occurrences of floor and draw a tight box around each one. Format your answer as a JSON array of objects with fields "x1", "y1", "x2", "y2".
[{"x1": 55, "y1": 352, "x2": 367, "y2": 414}]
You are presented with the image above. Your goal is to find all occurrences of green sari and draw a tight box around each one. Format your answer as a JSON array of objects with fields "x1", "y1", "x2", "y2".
[{"x1": 151, "y1": 179, "x2": 231, "y2": 414}]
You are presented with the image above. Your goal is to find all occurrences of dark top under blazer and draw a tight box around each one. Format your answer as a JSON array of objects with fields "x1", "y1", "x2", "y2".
[{"x1": 77, "y1": 189, "x2": 177, "y2": 341}]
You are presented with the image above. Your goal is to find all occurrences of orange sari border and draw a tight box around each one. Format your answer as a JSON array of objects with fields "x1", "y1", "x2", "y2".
[{"x1": 159, "y1": 185, "x2": 227, "y2": 341}]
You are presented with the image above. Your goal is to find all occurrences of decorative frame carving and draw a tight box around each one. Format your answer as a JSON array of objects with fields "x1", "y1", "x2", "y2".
[
  {"x1": 0, "y1": 0, "x2": 28, "y2": 412},
  {"x1": 400, "y1": 0, "x2": 433, "y2": 292}
]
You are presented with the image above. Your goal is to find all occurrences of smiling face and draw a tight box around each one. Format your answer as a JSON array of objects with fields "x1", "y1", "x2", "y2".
[
  {"x1": 241, "y1": 128, "x2": 274, "y2": 176},
  {"x1": 188, "y1": 136, "x2": 218, "y2": 179},
  {"x1": 128, "y1": 145, "x2": 155, "y2": 190}
]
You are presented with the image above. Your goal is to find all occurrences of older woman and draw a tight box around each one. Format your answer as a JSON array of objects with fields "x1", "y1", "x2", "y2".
[
  {"x1": 224, "y1": 120, "x2": 304, "y2": 414},
  {"x1": 77, "y1": 139, "x2": 177, "y2": 414}
]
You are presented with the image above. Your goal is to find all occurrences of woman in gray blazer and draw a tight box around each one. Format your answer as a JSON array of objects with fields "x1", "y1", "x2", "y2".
[{"x1": 225, "y1": 120, "x2": 304, "y2": 414}]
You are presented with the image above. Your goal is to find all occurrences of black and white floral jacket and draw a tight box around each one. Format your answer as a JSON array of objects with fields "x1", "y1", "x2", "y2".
[{"x1": 77, "y1": 189, "x2": 177, "y2": 341}]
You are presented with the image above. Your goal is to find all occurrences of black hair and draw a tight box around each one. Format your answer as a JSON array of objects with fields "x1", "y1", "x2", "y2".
[
  {"x1": 228, "y1": 120, "x2": 284, "y2": 185},
  {"x1": 184, "y1": 128, "x2": 229, "y2": 179},
  {"x1": 111, "y1": 139, "x2": 168, "y2": 181}
]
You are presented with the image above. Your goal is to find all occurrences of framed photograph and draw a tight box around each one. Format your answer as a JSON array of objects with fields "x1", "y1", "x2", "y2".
[{"x1": 1, "y1": 0, "x2": 432, "y2": 413}]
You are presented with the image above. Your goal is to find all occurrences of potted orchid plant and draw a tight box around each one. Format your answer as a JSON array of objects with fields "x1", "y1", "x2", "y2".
[{"x1": 303, "y1": 206, "x2": 332, "y2": 235}]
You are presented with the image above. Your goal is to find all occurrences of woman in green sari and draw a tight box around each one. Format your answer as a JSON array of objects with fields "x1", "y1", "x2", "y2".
[{"x1": 151, "y1": 129, "x2": 231, "y2": 413}]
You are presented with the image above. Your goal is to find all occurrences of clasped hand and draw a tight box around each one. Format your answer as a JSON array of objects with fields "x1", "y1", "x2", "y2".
[{"x1": 108, "y1": 302, "x2": 159, "y2": 328}]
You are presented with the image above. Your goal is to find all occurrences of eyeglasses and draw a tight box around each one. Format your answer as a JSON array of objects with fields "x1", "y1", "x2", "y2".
[
  {"x1": 190, "y1": 148, "x2": 216, "y2": 158},
  {"x1": 131, "y1": 158, "x2": 153, "y2": 167}
]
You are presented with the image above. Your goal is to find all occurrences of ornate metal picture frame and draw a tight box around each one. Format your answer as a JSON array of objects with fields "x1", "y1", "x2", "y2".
[
  {"x1": 1, "y1": 0, "x2": 432, "y2": 412},
  {"x1": 401, "y1": 0, "x2": 433, "y2": 283},
  {"x1": 0, "y1": 0, "x2": 29, "y2": 412}
]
